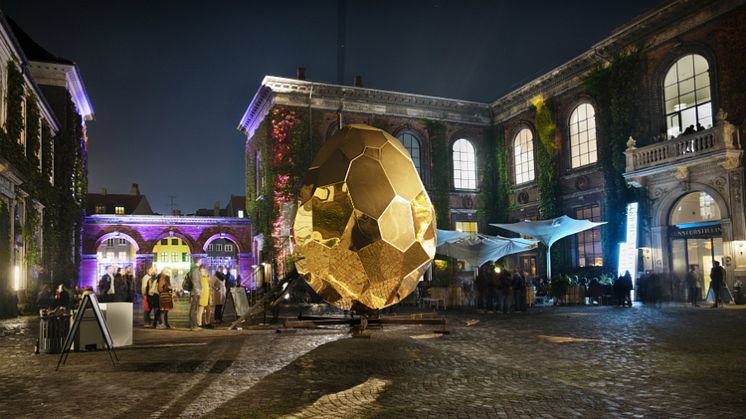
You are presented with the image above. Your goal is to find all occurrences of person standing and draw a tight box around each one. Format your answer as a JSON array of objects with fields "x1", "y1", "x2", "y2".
[
  {"x1": 186, "y1": 261, "x2": 203, "y2": 331},
  {"x1": 512, "y1": 269, "x2": 526, "y2": 312},
  {"x1": 157, "y1": 271, "x2": 174, "y2": 329},
  {"x1": 710, "y1": 260, "x2": 725, "y2": 308},
  {"x1": 140, "y1": 267, "x2": 156, "y2": 323},
  {"x1": 114, "y1": 268, "x2": 127, "y2": 302},
  {"x1": 124, "y1": 266, "x2": 135, "y2": 302},
  {"x1": 211, "y1": 270, "x2": 226, "y2": 324},
  {"x1": 197, "y1": 267, "x2": 212, "y2": 328},
  {"x1": 686, "y1": 265, "x2": 701, "y2": 307},
  {"x1": 98, "y1": 266, "x2": 114, "y2": 302},
  {"x1": 499, "y1": 269, "x2": 512, "y2": 313},
  {"x1": 146, "y1": 270, "x2": 161, "y2": 328}
]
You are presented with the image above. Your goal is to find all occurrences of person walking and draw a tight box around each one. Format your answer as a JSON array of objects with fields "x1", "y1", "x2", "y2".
[
  {"x1": 197, "y1": 267, "x2": 213, "y2": 328},
  {"x1": 186, "y1": 261, "x2": 203, "y2": 331},
  {"x1": 710, "y1": 260, "x2": 725, "y2": 308},
  {"x1": 686, "y1": 265, "x2": 702, "y2": 307},
  {"x1": 140, "y1": 267, "x2": 156, "y2": 323},
  {"x1": 157, "y1": 271, "x2": 174, "y2": 328}
]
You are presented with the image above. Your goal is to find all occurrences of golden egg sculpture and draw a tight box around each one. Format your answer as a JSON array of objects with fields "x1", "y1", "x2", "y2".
[{"x1": 293, "y1": 124, "x2": 436, "y2": 311}]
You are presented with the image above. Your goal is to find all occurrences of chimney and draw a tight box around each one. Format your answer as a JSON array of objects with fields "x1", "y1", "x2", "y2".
[
  {"x1": 296, "y1": 67, "x2": 306, "y2": 81},
  {"x1": 353, "y1": 75, "x2": 363, "y2": 87},
  {"x1": 129, "y1": 183, "x2": 140, "y2": 195},
  {"x1": 213, "y1": 201, "x2": 220, "y2": 217},
  {"x1": 101, "y1": 187, "x2": 107, "y2": 195}
]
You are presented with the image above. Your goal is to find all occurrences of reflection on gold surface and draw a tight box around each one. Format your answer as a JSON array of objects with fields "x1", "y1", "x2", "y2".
[{"x1": 293, "y1": 124, "x2": 436, "y2": 311}]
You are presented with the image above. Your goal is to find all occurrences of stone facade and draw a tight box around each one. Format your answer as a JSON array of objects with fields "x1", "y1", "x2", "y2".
[{"x1": 239, "y1": 0, "x2": 746, "y2": 287}]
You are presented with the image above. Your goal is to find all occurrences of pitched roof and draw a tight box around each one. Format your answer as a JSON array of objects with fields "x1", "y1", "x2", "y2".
[
  {"x1": 6, "y1": 17, "x2": 73, "y2": 65},
  {"x1": 86, "y1": 193, "x2": 153, "y2": 215}
]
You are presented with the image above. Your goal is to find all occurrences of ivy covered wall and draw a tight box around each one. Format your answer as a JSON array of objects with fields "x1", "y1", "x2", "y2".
[
  {"x1": 583, "y1": 49, "x2": 649, "y2": 272},
  {"x1": 0, "y1": 61, "x2": 87, "y2": 295},
  {"x1": 422, "y1": 119, "x2": 450, "y2": 226}
]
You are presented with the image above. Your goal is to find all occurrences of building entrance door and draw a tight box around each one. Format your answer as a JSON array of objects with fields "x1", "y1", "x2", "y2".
[{"x1": 671, "y1": 237, "x2": 723, "y2": 299}]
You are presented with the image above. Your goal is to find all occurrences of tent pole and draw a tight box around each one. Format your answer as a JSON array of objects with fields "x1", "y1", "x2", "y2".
[{"x1": 546, "y1": 244, "x2": 552, "y2": 280}]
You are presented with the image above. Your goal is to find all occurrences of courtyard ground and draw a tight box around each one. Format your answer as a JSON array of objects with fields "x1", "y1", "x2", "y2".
[{"x1": 0, "y1": 303, "x2": 745, "y2": 418}]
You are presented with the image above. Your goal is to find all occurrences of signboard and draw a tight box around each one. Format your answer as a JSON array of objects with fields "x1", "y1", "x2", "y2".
[
  {"x1": 56, "y1": 293, "x2": 118, "y2": 370},
  {"x1": 670, "y1": 223, "x2": 722, "y2": 239},
  {"x1": 222, "y1": 287, "x2": 251, "y2": 321},
  {"x1": 618, "y1": 203, "x2": 638, "y2": 279}
]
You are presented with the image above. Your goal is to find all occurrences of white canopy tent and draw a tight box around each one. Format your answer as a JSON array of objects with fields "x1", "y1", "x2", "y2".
[
  {"x1": 490, "y1": 215, "x2": 606, "y2": 279},
  {"x1": 435, "y1": 229, "x2": 538, "y2": 269}
]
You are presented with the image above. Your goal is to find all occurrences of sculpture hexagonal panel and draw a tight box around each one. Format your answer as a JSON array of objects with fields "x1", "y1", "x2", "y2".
[{"x1": 293, "y1": 124, "x2": 436, "y2": 311}]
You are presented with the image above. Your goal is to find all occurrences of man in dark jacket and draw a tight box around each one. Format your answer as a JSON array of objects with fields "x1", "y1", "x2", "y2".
[{"x1": 710, "y1": 260, "x2": 725, "y2": 308}]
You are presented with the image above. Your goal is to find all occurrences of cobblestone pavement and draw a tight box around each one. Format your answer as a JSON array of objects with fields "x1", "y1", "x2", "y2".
[{"x1": 1, "y1": 304, "x2": 745, "y2": 418}]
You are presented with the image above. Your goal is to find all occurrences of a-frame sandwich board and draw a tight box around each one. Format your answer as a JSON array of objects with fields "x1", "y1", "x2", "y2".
[{"x1": 56, "y1": 293, "x2": 118, "y2": 371}]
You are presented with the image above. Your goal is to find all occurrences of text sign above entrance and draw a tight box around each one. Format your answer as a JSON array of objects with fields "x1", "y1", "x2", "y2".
[{"x1": 670, "y1": 223, "x2": 722, "y2": 239}]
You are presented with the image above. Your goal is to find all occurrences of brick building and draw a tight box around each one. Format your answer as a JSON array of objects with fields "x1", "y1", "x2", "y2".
[{"x1": 238, "y1": 0, "x2": 746, "y2": 293}]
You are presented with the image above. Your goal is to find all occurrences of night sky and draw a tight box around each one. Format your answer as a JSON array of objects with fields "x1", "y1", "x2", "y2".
[{"x1": 5, "y1": 0, "x2": 660, "y2": 214}]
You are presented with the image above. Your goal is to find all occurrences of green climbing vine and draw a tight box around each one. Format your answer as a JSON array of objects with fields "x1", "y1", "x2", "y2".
[
  {"x1": 480, "y1": 125, "x2": 513, "y2": 233},
  {"x1": 531, "y1": 95, "x2": 561, "y2": 219},
  {"x1": 583, "y1": 47, "x2": 649, "y2": 272},
  {"x1": 423, "y1": 119, "x2": 450, "y2": 226}
]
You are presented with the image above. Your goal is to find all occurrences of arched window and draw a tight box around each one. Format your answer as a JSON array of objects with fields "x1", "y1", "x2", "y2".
[
  {"x1": 452, "y1": 138, "x2": 476, "y2": 190},
  {"x1": 670, "y1": 191, "x2": 721, "y2": 225},
  {"x1": 664, "y1": 54, "x2": 712, "y2": 138},
  {"x1": 569, "y1": 103, "x2": 597, "y2": 168},
  {"x1": 397, "y1": 131, "x2": 421, "y2": 174},
  {"x1": 513, "y1": 128, "x2": 534, "y2": 184}
]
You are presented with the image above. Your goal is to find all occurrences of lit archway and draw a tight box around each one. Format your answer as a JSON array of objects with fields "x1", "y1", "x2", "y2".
[{"x1": 94, "y1": 232, "x2": 139, "y2": 290}]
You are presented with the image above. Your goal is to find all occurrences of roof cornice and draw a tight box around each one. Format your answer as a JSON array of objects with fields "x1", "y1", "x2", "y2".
[
  {"x1": 27, "y1": 61, "x2": 94, "y2": 121},
  {"x1": 238, "y1": 76, "x2": 492, "y2": 138},
  {"x1": 489, "y1": 0, "x2": 744, "y2": 122}
]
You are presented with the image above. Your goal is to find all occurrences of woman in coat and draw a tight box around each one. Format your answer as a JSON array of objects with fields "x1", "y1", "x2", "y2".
[
  {"x1": 197, "y1": 268, "x2": 212, "y2": 328},
  {"x1": 157, "y1": 271, "x2": 174, "y2": 328},
  {"x1": 211, "y1": 271, "x2": 227, "y2": 323}
]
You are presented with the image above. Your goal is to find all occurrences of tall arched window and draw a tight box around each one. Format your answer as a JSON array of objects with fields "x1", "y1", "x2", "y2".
[
  {"x1": 664, "y1": 54, "x2": 712, "y2": 138},
  {"x1": 569, "y1": 103, "x2": 597, "y2": 168},
  {"x1": 397, "y1": 131, "x2": 421, "y2": 174},
  {"x1": 452, "y1": 138, "x2": 476, "y2": 190},
  {"x1": 513, "y1": 128, "x2": 534, "y2": 184}
]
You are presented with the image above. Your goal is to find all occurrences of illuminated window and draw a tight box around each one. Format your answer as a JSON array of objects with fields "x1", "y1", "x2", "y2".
[
  {"x1": 95, "y1": 205, "x2": 105, "y2": 214},
  {"x1": 455, "y1": 221, "x2": 478, "y2": 234},
  {"x1": 238, "y1": 210, "x2": 245, "y2": 218},
  {"x1": 397, "y1": 131, "x2": 421, "y2": 175},
  {"x1": 182, "y1": 252, "x2": 188, "y2": 262},
  {"x1": 513, "y1": 128, "x2": 534, "y2": 184},
  {"x1": 225, "y1": 244, "x2": 233, "y2": 252},
  {"x1": 575, "y1": 204, "x2": 603, "y2": 267},
  {"x1": 452, "y1": 139, "x2": 476, "y2": 190},
  {"x1": 115, "y1": 206, "x2": 125, "y2": 215},
  {"x1": 664, "y1": 54, "x2": 712, "y2": 138},
  {"x1": 569, "y1": 104, "x2": 597, "y2": 168},
  {"x1": 172, "y1": 252, "x2": 178, "y2": 262},
  {"x1": 670, "y1": 191, "x2": 721, "y2": 225},
  {"x1": 161, "y1": 252, "x2": 168, "y2": 262}
]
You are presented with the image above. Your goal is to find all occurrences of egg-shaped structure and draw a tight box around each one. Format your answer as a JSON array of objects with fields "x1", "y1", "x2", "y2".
[{"x1": 293, "y1": 124, "x2": 436, "y2": 311}]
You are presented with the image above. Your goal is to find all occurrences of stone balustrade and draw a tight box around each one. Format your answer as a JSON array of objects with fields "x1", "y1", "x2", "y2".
[{"x1": 625, "y1": 116, "x2": 740, "y2": 173}]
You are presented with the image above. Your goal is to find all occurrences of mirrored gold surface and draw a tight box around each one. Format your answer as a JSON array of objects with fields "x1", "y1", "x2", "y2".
[{"x1": 293, "y1": 124, "x2": 436, "y2": 311}]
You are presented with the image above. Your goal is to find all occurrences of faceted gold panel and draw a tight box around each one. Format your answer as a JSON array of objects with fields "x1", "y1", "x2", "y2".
[{"x1": 293, "y1": 124, "x2": 436, "y2": 311}]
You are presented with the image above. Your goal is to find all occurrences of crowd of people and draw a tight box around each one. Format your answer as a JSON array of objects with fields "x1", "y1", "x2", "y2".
[
  {"x1": 473, "y1": 262, "x2": 530, "y2": 313},
  {"x1": 139, "y1": 262, "x2": 237, "y2": 330}
]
